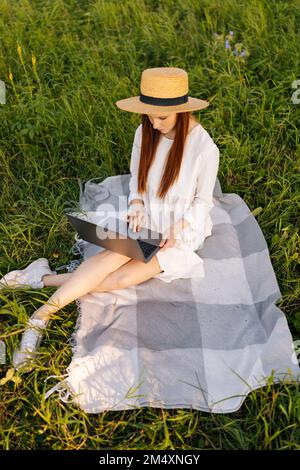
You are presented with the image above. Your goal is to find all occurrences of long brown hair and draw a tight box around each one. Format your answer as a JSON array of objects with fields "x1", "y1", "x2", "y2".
[{"x1": 136, "y1": 112, "x2": 199, "y2": 200}]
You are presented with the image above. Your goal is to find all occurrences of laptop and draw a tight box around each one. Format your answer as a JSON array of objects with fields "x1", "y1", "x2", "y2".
[{"x1": 65, "y1": 211, "x2": 163, "y2": 263}]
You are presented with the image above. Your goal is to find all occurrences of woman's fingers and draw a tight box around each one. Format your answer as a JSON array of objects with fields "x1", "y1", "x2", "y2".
[
  {"x1": 127, "y1": 214, "x2": 143, "y2": 232},
  {"x1": 159, "y1": 238, "x2": 166, "y2": 248},
  {"x1": 159, "y1": 237, "x2": 176, "y2": 251},
  {"x1": 127, "y1": 208, "x2": 147, "y2": 232}
]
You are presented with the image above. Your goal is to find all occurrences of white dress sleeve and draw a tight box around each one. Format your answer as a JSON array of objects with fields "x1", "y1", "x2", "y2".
[
  {"x1": 182, "y1": 144, "x2": 220, "y2": 233},
  {"x1": 128, "y1": 126, "x2": 144, "y2": 205}
]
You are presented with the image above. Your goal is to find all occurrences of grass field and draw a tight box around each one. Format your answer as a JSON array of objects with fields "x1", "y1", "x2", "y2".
[{"x1": 0, "y1": 0, "x2": 300, "y2": 450}]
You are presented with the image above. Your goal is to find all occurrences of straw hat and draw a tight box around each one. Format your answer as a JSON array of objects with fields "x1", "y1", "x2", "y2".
[{"x1": 115, "y1": 67, "x2": 209, "y2": 114}]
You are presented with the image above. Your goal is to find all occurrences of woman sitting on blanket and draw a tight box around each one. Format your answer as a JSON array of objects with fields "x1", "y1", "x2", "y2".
[{"x1": 0, "y1": 67, "x2": 219, "y2": 372}]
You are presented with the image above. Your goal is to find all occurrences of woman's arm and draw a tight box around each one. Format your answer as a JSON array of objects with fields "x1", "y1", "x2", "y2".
[
  {"x1": 128, "y1": 125, "x2": 144, "y2": 206},
  {"x1": 159, "y1": 145, "x2": 220, "y2": 251},
  {"x1": 180, "y1": 144, "x2": 220, "y2": 233}
]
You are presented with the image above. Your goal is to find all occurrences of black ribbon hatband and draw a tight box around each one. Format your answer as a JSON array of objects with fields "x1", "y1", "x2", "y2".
[{"x1": 139, "y1": 93, "x2": 188, "y2": 106}]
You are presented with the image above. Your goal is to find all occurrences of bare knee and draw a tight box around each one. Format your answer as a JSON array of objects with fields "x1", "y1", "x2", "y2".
[
  {"x1": 115, "y1": 273, "x2": 133, "y2": 290},
  {"x1": 93, "y1": 249, "x2": 132, "y2": 274}
]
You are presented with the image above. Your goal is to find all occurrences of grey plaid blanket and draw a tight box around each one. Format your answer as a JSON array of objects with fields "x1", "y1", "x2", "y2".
[{"x1": 44, "y1": 174, "x2": 300, "y2": 413}]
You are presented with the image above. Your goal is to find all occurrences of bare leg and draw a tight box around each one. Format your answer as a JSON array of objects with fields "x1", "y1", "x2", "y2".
[
  {"x1": 85, "y1": 255, "x2": 162, "y2": 293},
  {"x1": 31, "y1": 251, "x2": 131, "y2": 322},
  {"x1": 42, "y1": 273, "x2": 72, "y2": 287}
]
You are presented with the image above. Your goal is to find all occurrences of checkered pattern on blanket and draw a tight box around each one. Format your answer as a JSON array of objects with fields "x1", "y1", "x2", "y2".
[{"x1": 44, "y1": 174, "x2": 300, "y2": 413}]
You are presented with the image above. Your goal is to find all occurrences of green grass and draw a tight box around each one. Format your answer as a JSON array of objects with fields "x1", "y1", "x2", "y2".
[{"x1": 0, "y1": 0, "x2": 300, "y2": 450}]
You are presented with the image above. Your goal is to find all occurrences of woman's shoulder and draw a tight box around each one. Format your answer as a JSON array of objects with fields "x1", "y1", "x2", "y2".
[
  {"x1": 195, "y1": 123, "x2": 219, "y2": 157},
  {"x1": 135, "y1": 123, "x2": 143, "y2": 136},
  {"x1": 130, "y1": 124, "x2": 142, "y2": 149},
  {"x1": 133, "y1": 123, "x2": 143, "y2": 145}
]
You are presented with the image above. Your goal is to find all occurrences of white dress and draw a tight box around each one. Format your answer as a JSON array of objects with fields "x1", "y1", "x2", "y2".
[{"x1": 128, "y1": 122, "x2": 220, "y2": 283}]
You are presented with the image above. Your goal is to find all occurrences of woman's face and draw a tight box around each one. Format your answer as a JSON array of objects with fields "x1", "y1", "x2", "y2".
[{"x1": 147, "y1": 112, "x2": 177, "y2": 135}]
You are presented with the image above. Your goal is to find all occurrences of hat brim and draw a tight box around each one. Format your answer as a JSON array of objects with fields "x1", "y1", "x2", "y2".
[{"x1": 115, "y1": 95, "x2": 210, "y2": 114}]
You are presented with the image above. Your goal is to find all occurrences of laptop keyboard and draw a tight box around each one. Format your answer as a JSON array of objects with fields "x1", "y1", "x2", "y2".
[{"x1": 137, "y1": 239, "x2": 158, "y2": 258}]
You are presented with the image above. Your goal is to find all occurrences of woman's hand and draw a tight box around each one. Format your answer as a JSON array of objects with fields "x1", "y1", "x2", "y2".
[
  {"x1": 159, "y1": 223, "x2": 181, "y2": 251},
  {"x1": 126, "y1": 203, "x2": 147, "y2": 232}
]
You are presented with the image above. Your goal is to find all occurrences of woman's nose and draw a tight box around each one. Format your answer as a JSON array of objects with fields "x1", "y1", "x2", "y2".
[{"x1": 152, "y1": 120, "x2": 161, "y2": 129}]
